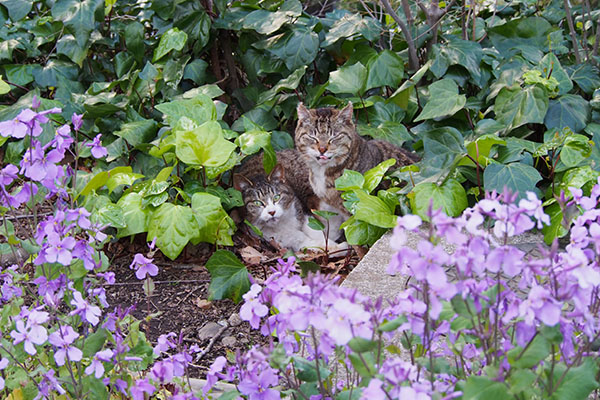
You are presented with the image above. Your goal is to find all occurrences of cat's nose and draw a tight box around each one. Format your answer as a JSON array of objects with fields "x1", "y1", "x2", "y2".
[
  {"x1": 268, "y1": 210, "x2": 276, "y2": 216},
  {"x1": 318, "y1": 145, "x2": 327, "y2": 154}
]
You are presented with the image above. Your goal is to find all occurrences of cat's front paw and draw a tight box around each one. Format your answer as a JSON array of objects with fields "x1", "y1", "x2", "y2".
[{"x1": 327, "y1": 240, "x2": 350, "y2": 253}]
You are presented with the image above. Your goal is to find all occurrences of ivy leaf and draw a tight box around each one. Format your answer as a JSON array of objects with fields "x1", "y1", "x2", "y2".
[
  {"x1": 106, "y1": 172, "x2": 144, "y2": 193},
  {"x1": 51, "y1": 0, "x2": 103, "y2": 45},
  {"x1": 116, "y1": 192, "x2": 150, "y2": 238},
  {"x1": 354, "y1": 191, "x2": 397, "y2": 228},
  {"x1": 125, "y1": 21, "x2": 145, "y2": 64},
  {"x1": 0, "y1": 76, "x2": 9, "y2": 94},
  {"x1": 56, "y1": 34, "x2": 89, "y2": 67},
  {"x1": 568, "y1": 63, "x2": 600, "y2": 95},
  {"x1": 538, "y1": 52, "x2": 572, "y2": 95},
  {"x1": 495, "y1": 86, "x2": 549, "y2": 132},
  {"x1": 191, "y1": 192, "x2": 235, "y2": 245},
  {"x1": 323, "y1": 13, "x2": 381, "y2": 46},
  {"x1": 156, "y1": 94, "x2": 217, "y2": 126},
  {"x1": 205, "y1": 250, "x2": 251, "y2": 303},
  {"x1": 415, "y1": 79, "x2": 466, "y2": 122},
  {"x1": 269, "y1": 27, "x2": 319, "y2": 71},
  {"x1": 257, "y1": 66, "x2": 306, "y2": 104},
  {"x1": 560, "y1": 134, "x2": 592, "y2": 168},
  {"x1": 335, "y1": 170, "x2": 365, "y2": 191},
  {"x1": 175, "y1": 121, "x2": 237, "y2": 167},
  {"x1": 363, "y1": 158, "x2": 396, "y2": 193},
  {"x1": 241, "y1": 0, "x2": 301, "y2": 35},
  {"x1": 366, "y1": 50, "x2": 404, "y2": 90},
  {"x1": 327, "y1": 62, "x2": 367, "y2": 95},
  {"x1": 459, "y1": 135, "x2": 506, "y2": 167},
  {"x1": 113, "y1": 120, "x2": 158, "y2": 147},
  {"x1": 440, "y1": 37, "x2": 484, "y2": 84},
  {"x1": 410, "y1": 179, "x2": 468, "y2": 220},
  {"x1": 357, "y1": 122, "x2": 412, "y2": 148},
  {"x1": 236, "y1": 130, "x2": 271, "y2": 155},
  {"x1": 0, "y1": 0, "x2": 32, "y2": 21},
  {"x1": 421, "y1": 127, "x2": 466, "y2": 177},
  {"x1": 153, "y1": 27, "x2": 188, "y2": 62},
  {"x1": 147, "y1": 203, "x2": 197, "y2": 260},
  {"x1": 544, "y1": 94, "x2": 590, "y2": 133},
  {"x1": 483, "y1": 162, "x2": 542, "y2": 201}
]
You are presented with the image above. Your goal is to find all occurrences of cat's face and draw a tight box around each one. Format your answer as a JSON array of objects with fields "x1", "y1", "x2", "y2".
[
  {"x1": 295, "y1": 103, "x2": 355, "y2": 168},
  {"x1": 234, "y1": 166, "x2": 297, "y2": 227}
]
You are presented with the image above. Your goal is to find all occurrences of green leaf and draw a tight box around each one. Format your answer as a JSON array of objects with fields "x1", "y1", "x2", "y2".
[
  {"x1": 541, "y1": 202, "x2": 569, "y2": 244},
  {"x1": 183, "y1": 59, "x2": 208, "y2": 85},
  {"x1": 341, "y1": 216, "x2": 386, "y2": 246},
  {"x1": 156, "y1": 94, "x2": 217, "y2": 127},
  {"x1": 440, "y1": 38, "x2": 484, "y2": 84},
  {"x1": 95, "y1": 203, "x2": 126, "y2": 228},
  {"x1": 495, "y1": 86, "x2": 549, "y2": 132},
  {"x1": 357, "y1": 122, "x2": 412, "y2": 148},
  {"x1": 191, "y1": 192, "x2": 235, "y2": 245},
  {"x1": 56, "y1": 34, "x2": 89, "y2": 66},
  {"x1": 82, "y1": 328, "x2": 107, "y2": 357},
  {"x1": 463, "y1": 376, "x2": 511, "y2": 400},
  {"x1": 4, "y1": 64, "x2": 34, "y2": 86},
  {"x1": 292, "y1": 356, "x2": 331, "y2": 382},
  {"x1": 175, "y1": 121, "x2": 237, "y2": 167},
  {"x1": 538, "y1": 52, "x2": 572, "y2": 95},
  {"x1": 269, "y1": 27, "x2": 319, "y2": 71},
  {"x1": 116, "y1": 192, "x2": 150, "y2": 238},
  {"x1": 348, "y1": 337, "x2": 378, "y2": 353},
  {"x1": 569, "y1": 63, "x2": 600, "y2": 94},
  {"x1": 354, "y1": 191, "x2": 396, "y2": 228},
  {"x1": 507, "y1": 369, "x2": 537, "y2": 397},
  {"x1": 560, "y1": 134, "x2": 592, "y2": 167},
  {"x1": 549, "y1": 359, "x2": 599, "y2": 400},
  {"x1": 328, "y1": 62, "x2": 367, "y2": 95},
  {"x1": 52, "y1": 0, "x2": 103, "y2": 45},
  {"x1": 241, "y1": 0, "x2": 301, "y2": 34},
  {"x1": 483, "y1": 162, "x2": 542, "y2": 201},
  {"x1": 411, "y1": 179, "x2": 467, "y2": 220},
  {"x1": 125, "y1": 21, "x2": 145, "y2": 64},
  {"x1": 153, "y1": 27, "x2": 188, "y2": 62},
  {"x1": 0, "y1": 0, "x2": 32, "y2": 21},
  {"x1": 459, "y1": 135, "x2": 506, "y2": 167},
  {"x1": 363, "y1": 158, "x2": 396, "y2": 193},
  {"x1": 114, "y1": 120, "x2": 158, "y2": 147},
  {"x1": 544, "y1": 94, "x2": 590, "y2": 133},
  {"x1": 258, "y1": 66, "x2": 306, "y2": 104},
  {"x1": 147, "y1": 203, "x2": 197, "y2": 260},
  {"x1": 366, "y1": 50, "x2": 404, "y2": 90},
  {"x1": 308, "y1": 216, "x2": 325, "y2": 231},
  {"x1": 421, "y1": 127, "x2": 466, "y2": 177},
  {"x1": 205, "y1": 250, "x2": 250, "y2": 303},
  {"x1": 0, "y1": 76, "x2": 9, "y2": 94},
  {"x1": 507, "y1": 334, "x2": 549, "y2": 369},
  {"x1": 415, "y1": 79, "x2": 466, "y2": 122},
  {"x1": 335, "y1": 170, "x2": 365, "y2": 191},
  {"x1": 106, "y1": 172, "x2": 144, "y2": 193},
  {"x1": 323, "y1": 12, "x2": 382, "y2": 46}
]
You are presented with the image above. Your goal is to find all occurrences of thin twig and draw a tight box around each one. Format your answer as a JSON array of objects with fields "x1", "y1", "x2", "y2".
[
  {"x1": 564, "y1": 0, "x2": 582, "y2": 64},
  {"x1": 175, "y1": 285, "x2": 204, "y2": 306},
  {"x1": 379, "y1": 0, "x2": 419, "y2": 70},
  {"x1": 196, "y1": 323, "x2": 229, "y2": 361},
  {"x1": 102, "y1": 279, "x2": 210, "y2": 286}
]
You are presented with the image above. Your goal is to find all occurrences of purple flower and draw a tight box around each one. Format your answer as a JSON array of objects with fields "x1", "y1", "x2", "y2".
[
  {"x1": 520, "y1": 285, "x2": 561, "y2": 326},
  {"x1": 53, "y1": 125, "x2": 74, "y2": 153},
  {"x1": 203, "y1": 356, "x2": 229, "y2": 395},
  {"x1": 130, "y1": 379, "x2": 156, "y2": 400},
  {"x1": 154, "y1": 332, "x2": 177, "y2": 355},
  {"x1": 0, "y1": 164, "x2": 18, "y2": 187},
  {"x1": 48, "y1": 325, "x2": 82, "y2": 366},
  {"x1": 130, "y1": 253, "x2": 158, "y2": 280},
  {"x1": 71, "y1": 113, "x2": 83, "y2": 131},
  {"x1": 0, "y1": 110, "x2": 30, "y2": 138},
  {"x1": 360, "y1": 378, "x2": 386, "y2": 399},
  {"x1": 41, "y1": 232, "x2": 76, "y2": 265},
  {"x1": 149, "y1": 360, "x2": 174, "y2": 384},
  {"x1": 35, "y1": 370, "x2": 66, "y2": 399},
  {"x1": 240, "y1": 284, "x2": 269, "y2": 329},
  {"x1": 10, "y1": 312, "x2": 49, "y2": 355},
  {"x1": 66, "y1": 207, "x2": 91, "y2": 229},
  {"x1": 84, "y1": 349, "x2": 114, "y2": 378},
  {"x1": 238, "y1": 368, "x2": 280, "y2": 400},
  {"x1": 86, "y1": 134, "x2": 107, "y2": 158},
  {"x1": 71, "y1": 240, "x2": 97, "y2": 270},
  {"x1": 70, "y1": 290, "x2": 101, "y2": 325}
]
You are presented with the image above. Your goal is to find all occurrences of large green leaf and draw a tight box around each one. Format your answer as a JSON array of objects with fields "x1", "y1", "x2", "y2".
[
  {"x1": 421, "y1": 127, "x2": 466, "y2": 177},
  {"x1": 56, "y1": 34, "x2": 89, "y2": 66},
  {"x1": 354, "y1": 191, "x2": 397, "y2": 228},
  {"x1": 116, "y1": 192, "x2": 150, "y2": 238},
  {"x1": 544, "y1": 94, "x2": 590, "y2": 133},
  {"x1": 560, "y1": 134, "x2": 592, "y2": 167},
  {"x1": 269, "y1": 27, "x2": 319, "y2": 71},
  {"x1": 340, "y1": 216, "x2": 386, "y2": 246},
  {"x1": 0, "y1": 0, "x2": 31, "y2": 21},
  {"x1": 357, "y1": 122, "x2": 411, "y2": 147},
  {"x1": 541, "y1": 202, "x2": 568, "y2": 244},
  {"x1": 175, "y1": 121, "x2": 237, "y2": 167},
  {"x1": 156, "y1": 94, "x2": 217, "y2": 126},
  {"x1": 323, "y1": 12, "x2": 381, "y2": 46},
  {"x1": 549, "y1": 359, "x2": 599, "y2": 400},
  {"x1": 125, "y1": 21, "x2": 145, "y2": 64},
  {"x1": 463, "y1": 376, "x2": 511, "y2": 400},
  {"x1": 410, "y1": 179, "x2": 467, "y2": 220},
  {"x1": 483, "y1": 162, "x2": 542, "y2": 200},
  {"x1": 52, "y1": 0, "x2": 103, "y2": 45},
  {"x1": 205, "y1": 250, "x2": 250, "y2": 303},
  {"x1": 440, "y1": 37, "x2": 484, "y2": 84},
  {"x1": 4, "y1": 64, "x2": 34, "y2": 86},
  {"x1": 335, "y1": 170, "x2": 365, "y2": 191},
  {"x1": 538, "y1": 53, "x2": 572, "y2": 95},
  {"x1": 241, "y1": 0, "x2": 301, "y2": 35},
  {"x1": 328, "y1": 62, "x2": 367, "y2": 95},
  {"x1": 191, "y1": 192, "x2": 235, "y2": 245},
  {"x1": 415, "y1": 79, "x2": 466, "y2": 121},
  {"x1": 366, "y1": 50, "x2": 404, "y2": 90},
  {"x1": 147, "y1": 203, "x2": 197, "y2": 260},
  {"x1": 235, "y1": 130, "x2": 271, "y2": 155},
  {"x1": 495, "y1": 86, "x2": 549, "y2": 132},
  {"x1": 113, "y1": 120, "x2": 158, "y2": 147},
  {"x1": 33, "y1": 60, "x2": 78, "y2": 87},
  {"x1": 153, "y1": 27, "x2": 188, "y2": 62},
  {"x1": 488, "y1": 16, "x2": 552, "y2": 56},
  {"x1": 363, "y1": 158, "x2": 396, "y2": 193},
  {"x1": 568, "y1": 63, "x2": 600, "y2": 94},
  {"x1": 507, "y1": 334, "x2": 549, "y2": 369}
]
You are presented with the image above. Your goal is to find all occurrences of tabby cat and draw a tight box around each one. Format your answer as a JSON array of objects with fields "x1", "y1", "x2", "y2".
[
  {"x1": 295, "y1": 102, "x2": 419, "y2": 233},
  {"x1": 233, "y1": 162, "x2": 340, "y2": 251}
]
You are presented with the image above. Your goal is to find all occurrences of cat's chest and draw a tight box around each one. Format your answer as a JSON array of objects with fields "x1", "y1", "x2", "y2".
[{"x1": 309, "y1": 167, "x2": 331, "y2": 198}]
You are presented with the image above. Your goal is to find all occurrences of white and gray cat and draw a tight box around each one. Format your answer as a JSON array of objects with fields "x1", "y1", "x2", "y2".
[{"x1": 233, "y1": 161, "x2": 342, "y2": 251}]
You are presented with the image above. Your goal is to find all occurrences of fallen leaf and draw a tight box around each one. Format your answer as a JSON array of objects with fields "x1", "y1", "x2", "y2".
[
  {"x1": 195, "y1": 298, "x2": 212, "y2": 309},
  {"x1": 239, "y1": 246, "x2": 266, "y2": 265}
]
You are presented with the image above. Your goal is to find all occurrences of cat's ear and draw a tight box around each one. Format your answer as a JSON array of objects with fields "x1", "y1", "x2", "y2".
[
  {"x1": 268, "y1": 164, "x2": 286, "y2": 184},
  {"x1": 233, "y1": 174, "x2": 253, "y2": 192},
  {"x1": 297, "y1": 102, "x2": 311, "y2": 121},
  {"x1": 339, "y1": 102, "x2": 354, "y2": 123}
]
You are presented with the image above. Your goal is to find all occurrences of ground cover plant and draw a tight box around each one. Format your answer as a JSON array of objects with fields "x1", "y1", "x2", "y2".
[{"x1": 1, "y1": 0, "x2": 600, "y2": 398}]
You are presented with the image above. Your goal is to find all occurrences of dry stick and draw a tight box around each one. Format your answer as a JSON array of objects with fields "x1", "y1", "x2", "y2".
[
  {"x1": 461, "y1": 0, "x2": 468, "y2": 40},
  {"x1": 196, "y1": 323, "x2": 229, "y2": 361},
  {"x1": 471, "y1": 0, "x2": 477, "y2": 41},
  {"x1": 594, "y1": 20, "x2": 600, "y2": 57},
  {"x1": 380, "y1": 0, "x2": 420, "y2": 71},
  {"x1": 582, "y1": 0, "x2": 592, "y2": 60},
  {"x1": 564, "y1": 0, "x2": 582, "y2": 64}
]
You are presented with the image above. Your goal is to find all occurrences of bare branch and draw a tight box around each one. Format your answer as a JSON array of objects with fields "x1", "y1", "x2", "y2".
[
  {"x1": 379, "y1": 0, "x2": 420, "y2": 70},
  {"x1": 593, "y1": 19, "x2": 600, "y2": 57},
  {"x1": 564, "y1": 0, "x2": 582, "y2": 64}
]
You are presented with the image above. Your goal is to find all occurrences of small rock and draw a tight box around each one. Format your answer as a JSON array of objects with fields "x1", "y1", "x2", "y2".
[
  {"x1": 228, "y1": 313, "x2": 242, "y2": 327},
  {"x1": 239, "y1": 337, "x2": 249, "y2": 345},
  {"x1": 221, "y1": 336, "x2": 237, "y2": 347},
  {"x1": 197, "y1": 322, "x2": 222, "y2": 341}
]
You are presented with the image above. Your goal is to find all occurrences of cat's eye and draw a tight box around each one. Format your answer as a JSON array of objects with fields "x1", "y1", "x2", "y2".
[
  {"x1": 307, "y1": 135, "x2": 318, "y2": 143},
  {"x1": 273, "y1": 194, "x2": 281, "y2": 202},
  {"x1": 252, "y1": 200, "x2": 264, "y2": 207}
]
